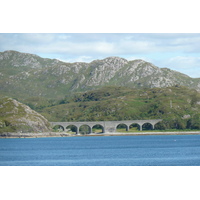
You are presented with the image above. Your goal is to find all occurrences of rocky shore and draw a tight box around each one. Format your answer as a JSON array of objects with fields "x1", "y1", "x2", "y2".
[
  {"x1": 1, "y1": 131, "x2": 200, "y2": 138},
  {"x1": 0, "y1": 132, "x2": 69, "y2": 138}
]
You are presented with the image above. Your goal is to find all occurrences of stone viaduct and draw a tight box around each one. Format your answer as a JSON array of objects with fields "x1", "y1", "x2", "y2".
[{"x1": 50, "y1": 119, "x2": 162, "y2": 134}]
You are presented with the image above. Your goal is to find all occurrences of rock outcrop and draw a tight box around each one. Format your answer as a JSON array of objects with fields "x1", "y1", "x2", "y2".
[
  {"x1": 0, "y1": 50, "x2": 200, "y2": 100},
  {"x1": 0, "y1": 97, "x2": 51, "y2": 133}
]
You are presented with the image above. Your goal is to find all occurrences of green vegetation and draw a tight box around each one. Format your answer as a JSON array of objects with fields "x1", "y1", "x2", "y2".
[
  {"x1": 2, "y1": 86, "x2": 199, "y2": 132},
  {"x1": 33, "y1": 86, "x2": 200, "y2": 131}
]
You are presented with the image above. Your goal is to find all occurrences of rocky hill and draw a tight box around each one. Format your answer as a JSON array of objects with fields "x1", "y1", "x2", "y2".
[
  {"x1": 1, "y1": 50, "x2": 200, "y2": 101},
  {"x1": 0, "y1": 97, "x2": 51, "y2": 133}
]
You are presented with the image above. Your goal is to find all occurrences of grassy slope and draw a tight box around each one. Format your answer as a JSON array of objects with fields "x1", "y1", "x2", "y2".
[{"x1": 38, "y1": 86, "x2": 200, "y2": 130}]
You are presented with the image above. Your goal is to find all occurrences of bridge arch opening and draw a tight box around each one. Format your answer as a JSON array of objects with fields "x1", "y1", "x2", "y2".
[
  {"x1": 142, "y1": 123, "x2": 153, "y2": 131},
  {"x1": 53, "y1": 125, "x2": 65, "y2": 132},
  {"x1": 66, "y1": 125, "x2": 78, "y2": 134},
  {"x1": 129, "y1": 123, "x2": 140, "y2": 131},
  {"x1": 116, "y1": 123, "x2": 129, "y2": 132},
  {"x1": 92, "y1": 124, "x2": 105, "y2": 133},
  {"x1": 154, "y1": 122, "x2": 165, "y2": 130},
  {"x1": 79, "y1": 124, "x2": 92, "y2": 135}
]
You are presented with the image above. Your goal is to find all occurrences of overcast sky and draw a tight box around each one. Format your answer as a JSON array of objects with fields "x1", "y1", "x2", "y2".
[{"x1": 0, "y1": 33, "x2": 200, "y2": 78}]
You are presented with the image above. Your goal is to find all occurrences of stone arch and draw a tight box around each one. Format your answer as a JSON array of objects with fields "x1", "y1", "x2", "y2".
[
  {"x1": 66, "y1": 125, "x2": 78, "y2": 134},
  {"x1": 116, "y1": 123, "x2": 129, "y2": 132},
  {"x1": 92, "y1": 124, "x2": 105, "y2": 133},
  {"x1": 53, "y1": 125, "x2": 65, "y2": 132},
  {"x1": 79, "y1": 124, "x2": 92, "y2": 134},
  {"x1": 129, "y1": 123, "x2": 140, "y2": 131},
  {"x1": 142, "y1": 123, "x2": 153, "y2": 130},
  {"x1": 154, "y1": 121, "x2": 165, "y2": 130}
]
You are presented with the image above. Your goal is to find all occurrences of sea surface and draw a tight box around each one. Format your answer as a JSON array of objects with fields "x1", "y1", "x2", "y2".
[{"x1": 0, "y1": 135, "x2": 200, "y2": 166}]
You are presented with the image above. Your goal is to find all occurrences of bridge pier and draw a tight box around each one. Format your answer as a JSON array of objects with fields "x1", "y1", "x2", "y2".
[
  {"x1": 126, "y1": 126, "x2": 129, "y2": 132},
  {"x1": 76, "y1": 128, "x2": 79, "y2": 135},
  {"x1": 89, "y1": 126, "x2": 92, "y2": 134}
]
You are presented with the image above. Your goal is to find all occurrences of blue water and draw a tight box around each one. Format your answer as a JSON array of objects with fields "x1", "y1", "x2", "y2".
[{"x1": 0, "y1": 135, "x2": 200, "y2": 166}]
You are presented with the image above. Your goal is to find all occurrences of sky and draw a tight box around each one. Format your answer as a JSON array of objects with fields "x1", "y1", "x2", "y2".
[{"x1": 0, "y1": 33, "x2": 200, "y2": 78}]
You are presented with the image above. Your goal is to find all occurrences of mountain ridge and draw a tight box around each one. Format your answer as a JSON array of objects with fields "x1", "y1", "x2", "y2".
[{"x1": 0, "y1": 50, "x2": 200, "y2": 101}]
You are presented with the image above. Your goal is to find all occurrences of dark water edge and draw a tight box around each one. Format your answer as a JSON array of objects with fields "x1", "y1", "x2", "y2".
[{"x1": 1, "y1": 135, "x2": 200, "y2": 166}]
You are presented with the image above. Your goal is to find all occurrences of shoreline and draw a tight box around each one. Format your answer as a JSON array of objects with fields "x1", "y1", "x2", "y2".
[{"x1": 1, "y1": 131, "x2": 200, "y2": 138}]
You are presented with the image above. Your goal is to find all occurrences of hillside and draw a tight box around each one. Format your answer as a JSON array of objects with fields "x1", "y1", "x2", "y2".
[
  {"x1": 0, "y1": 97, "x2": 51, "y2": 133},
  {"x1": 39, "y1": 86, "x2": 200, "y2": 130},
  {"x1": 1, "y1": 50, "x2": 200, "y2": 102},
  {"x1": 1, "y1": 50, "x2": 200, "y2": 131}
]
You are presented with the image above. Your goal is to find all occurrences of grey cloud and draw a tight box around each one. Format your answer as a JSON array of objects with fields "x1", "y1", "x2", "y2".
[
  {"x1": 0, "y1": 33, "x2": 200, "y2": 78},
  {"x1": 1, "y1": 33, "x2": 200, "y2": 56}
]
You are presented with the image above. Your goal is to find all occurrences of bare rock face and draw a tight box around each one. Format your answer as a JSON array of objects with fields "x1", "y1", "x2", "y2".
[{"x1": 0, "y1": 97, "x2": 51, "y2": 133}]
